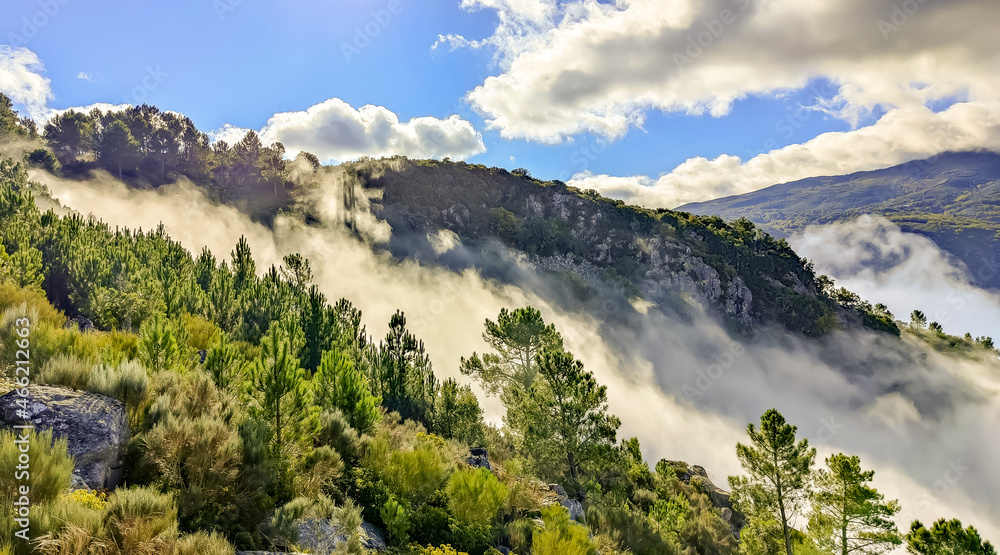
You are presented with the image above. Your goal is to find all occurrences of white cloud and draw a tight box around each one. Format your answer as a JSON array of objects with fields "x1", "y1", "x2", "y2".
[
  {"x1": 0, "y1": 45, "x2": 52, "y2": 121},
  {"x1": 76, "y1": 72, "x2": 93, "y2": 81},
  {"x1": 208, "y1": 99, "x2": 487, "y2": 162},
  {"x1": 790, "y1": 215, "x2": 1000, "y2": 340},
  {"x1": 568, "y1": 101, "x2": 1000, "y2": 208},
  {"x1": 207, "y1": 123, "x2": 253, "y2": 146},
  {"x1": 456, "y1": 0, "x2": 1000, "y2": 143}
]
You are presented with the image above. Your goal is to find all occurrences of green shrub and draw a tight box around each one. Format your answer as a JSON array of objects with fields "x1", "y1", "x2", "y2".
[
  {"x1": 175, "y1": 531, "x2": 235, "y2": 555},
  {"x1": 448, "y1": 468, "x2": 507, "y2": 526},
  {"x1": 380, "y1": 497, "x2": 411, "y2": 545},
  {"x1": 533, "y1": 505, "x2": 598, "y2": 555},
  {"x1": 101, "y1": 486, "x2": 179, "y2": 553},
  {"x1": 88, "y1": 359, "x2": 150, "y2": 429},
  {"x1": 36, "y1": 353, "x2": 95, "y2": 390},
  {"x1": 294, "y1": 445, "x2": 344, "y2": 499},
  {"x1": 0, "y1": 429, "x2": 74, "y2": 555}
]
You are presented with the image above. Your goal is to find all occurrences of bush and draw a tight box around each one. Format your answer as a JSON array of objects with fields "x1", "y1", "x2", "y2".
[
  {"x1": 381, "y1": 497, "x2": 411, "y2": 545},
  {"x1": 0, "y1": 429, "x2": 74, "y2": 555},
  {"x1": 532, "y1": 505, "x2": 598, "y2": 555},
  {"x1": 88, "y1": 359, "x2": 150, "y2": 429},
  {"x1": 364, "y1": 433, "x2": 454, "y2": 508},
  {"x1": 23, "y1": 148, "x2": 61, "y2": 174},
  {"x1": 36, "y1": 353, "x2": 95, "y2": 390},
  {"x1": 100, "y1": 486, "x2": 179, "y2": 554},
  {"x1": 448, "y1": 468, "x2": 507, "y2": 526},
  {"x1": 175, "y1": 531, "x2": 235, "y2": 555}
]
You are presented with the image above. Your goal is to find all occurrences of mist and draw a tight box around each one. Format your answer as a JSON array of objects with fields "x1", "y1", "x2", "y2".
[{"x1": 29, "y1": 169, "x2": 1000, "y2": 544}]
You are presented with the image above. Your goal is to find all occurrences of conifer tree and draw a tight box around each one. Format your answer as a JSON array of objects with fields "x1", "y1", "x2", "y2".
[
  {"x1": 313, "y1": 347, "x2": 381, "y2": 434},
  {"x1": 729, "y1": 409, "x2": 816, "y2": 555},
  {"x1": 808, "y1": 453, "x2": 901, "y2": 555}
]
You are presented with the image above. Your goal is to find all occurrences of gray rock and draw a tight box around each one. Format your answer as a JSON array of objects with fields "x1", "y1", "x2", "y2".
[
  {"x1": 0, "y1": 385, "x2": 129, "y2": 490},
  {"x1": 541, "y1": 483, "x2": 585, "y2": 522},
  {"x1": 64, "y1": 316, "x2": 94, "y2": 332},
  {"x1": 293, "y1": 517, "x2": 387, "y2": 553},
  {"x1": 468, "y1": 447, "x2": 492, "y2": 471}
]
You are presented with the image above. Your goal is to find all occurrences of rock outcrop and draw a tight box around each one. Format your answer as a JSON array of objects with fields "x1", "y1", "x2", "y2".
[
  {"x1": 467, "y1": 447, "x2": 492, "y2": 471},
  {"x1": 292, "y1": 517, "x2": 387, "y2": 553},
  {"x1": 681, "y1": 463, "x2": 745, "y2": 538},
  {"x1": 0, "y1": 385, "x2": 129, "y2": 490},
  {"x1": 539, "y1": 483, "x2": 585, "y2": 522}
]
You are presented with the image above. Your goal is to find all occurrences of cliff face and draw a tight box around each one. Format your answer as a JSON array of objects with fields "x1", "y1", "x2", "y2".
[{"x1": 350, "y1": 159, "x2": 837, "y2": 336}]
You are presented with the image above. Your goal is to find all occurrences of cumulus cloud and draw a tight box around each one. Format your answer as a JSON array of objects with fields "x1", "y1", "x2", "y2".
[
  {"x1": 791, "y1": 215, "x2": 1000, "y2": 339},
  {"x1": 568, "y1": 101, "x2": 1000, "y2": 208},
  {"x1": 208, "y1": 99, "x2": 487, "y2": 163},
  {"x1": 456, "y1": 0, "x2": 1000, "y2": 143},
  {"x1": 0, "y1": 45, "x2": 52, "y2": 121}
]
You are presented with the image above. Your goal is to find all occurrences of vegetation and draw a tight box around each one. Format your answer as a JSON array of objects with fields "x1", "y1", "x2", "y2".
[{"x1": 0, "y1": 96, "x2": 994, "y2": 554}]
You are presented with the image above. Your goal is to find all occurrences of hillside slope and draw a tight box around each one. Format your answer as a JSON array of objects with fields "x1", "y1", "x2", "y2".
[{"x1": 679, "y1": 151, "x2": 1000, "y2": 290}]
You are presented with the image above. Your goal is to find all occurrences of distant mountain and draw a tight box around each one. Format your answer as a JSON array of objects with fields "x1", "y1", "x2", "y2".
[{"x1": 678, "y1": 151, "x2": 1000, "y2": 290}]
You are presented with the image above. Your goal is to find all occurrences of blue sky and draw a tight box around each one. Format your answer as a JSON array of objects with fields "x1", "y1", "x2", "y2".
[{"x1": 2, "y1": 0, "x2": 997, "y2": 207}]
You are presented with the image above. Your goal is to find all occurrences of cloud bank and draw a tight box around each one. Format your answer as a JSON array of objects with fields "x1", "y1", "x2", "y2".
[{"x1": 791, "y1": 215, "x2": 1000, "y2": 339}]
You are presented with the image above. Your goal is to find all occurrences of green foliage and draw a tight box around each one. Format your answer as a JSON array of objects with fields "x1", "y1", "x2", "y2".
[
  {"x1": 0, "y1": 429, "x2": 74, "y2": 554},
  {"x1": 100, "y1": 486, "x2": 179, "y2": 554},
  {"x1": 175, "y1": 531, "x2": 236, "y2": 555},
  {"x1": 729, "y1": 409, "x2": 816, "y2": 555},
  {"x1": 373, "y1": 310, "x2": 439, "y2": 425},
  {"x1": 364, "y1": 432, "x2": 454, "y2": 508},
  {"x1": 36, "y1": 353, "x2": 95, "y2": 390},
  {"x1": 533, "y1": 504, "x2": 598, "y2": 555},
  {"x1": 432, "y1": 378, "x2": 486, "y2": 446},
  {"x1": 460, "y1": 307, "x2": 563, "y2": 395},
  {"x1": 448, "y1": 468, "x2": 508, "y2": 526},
  {"x1": 906, "y1": 519, "x2": 996, "y2": 555},
  {"x1": 139, "y1": 315, "x2": 184, "y2": 373},
  {"x1": 808, "y1": 453, "x2": 901, "y2": 555},
  {"x1": 381, "y1": 497, "x2": 411, "y2": 545},
  {"x1": 314, "y1": 347, "x2": 381, "y2": 435},
  {"x1": 246, "y1": 317, "x2": 312, "y2": 476},
  {"x1": 23, "y1": 148, "x2": 61, "y2": 174},
  {"x1": 507, "y1": 348, "x2": 620, "y2": 485},
  {"x1": 87, "y1": 359, "x2": 150, "y2": 430}
]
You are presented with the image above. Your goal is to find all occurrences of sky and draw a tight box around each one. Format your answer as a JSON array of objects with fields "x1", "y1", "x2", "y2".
[{"x1": 2, "y1": 0, "x2": 999, "y2": 208}]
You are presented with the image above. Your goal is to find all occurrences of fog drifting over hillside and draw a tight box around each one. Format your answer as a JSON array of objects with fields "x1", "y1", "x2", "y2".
[{"x1": 30, "y1": 170, "x2": 1000, "y2": 544}]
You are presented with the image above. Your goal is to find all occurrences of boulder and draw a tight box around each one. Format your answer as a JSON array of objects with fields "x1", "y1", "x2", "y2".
[
  {"x1": 293, "y1": 517, "x2": 387, "y2": 553},
  {"x1": 684, "y1": 464, "x2": 745, "y2": 538},
  {"x1": 467, "y1": 447, "x2": 492, "y2": 471},
  {"x1": 0, "y1": 385, "x2": 129, "y2": 490},
  {"x1": 540, "y1": 483, "x2": 585, "y2": 522},
  {"x1": 64, "y1": 316, "x2": 94, "y2": 332}
]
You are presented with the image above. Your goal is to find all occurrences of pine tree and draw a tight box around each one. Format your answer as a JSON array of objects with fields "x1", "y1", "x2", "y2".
[
  {"x1": 313, "y1": 347, "x2": 381, "y2": 434},
  {"x1": 728, "y1": 409, "x2": 816, "y2": 555},
  {"x1": 906, "y1": 519, "x2": 996, "y2": 555},
  {"x1": 460, "y1": 306, "x2": 563, "y2": 395},
  {"x1": 432, "y1": 378, "x2": 485, "y2": 446},
  {"x1": 375, "y1": 311, "x2": 438, "y2": 424},
  {"x1": 508, "y1": 349, "x2": 620, "y2": 485},
  {"x1": 247, "y1": 319, "x2": 311, "y2": 471},
  {"x1": 808, "y1": 453, "x2": 901, "y2": 555}
]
